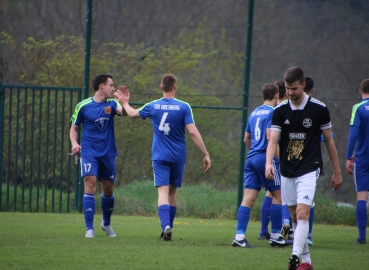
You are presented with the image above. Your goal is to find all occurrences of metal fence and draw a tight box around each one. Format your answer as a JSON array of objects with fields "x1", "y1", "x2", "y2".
[
  {"x1": 0, "y1": 82, "x2": 82, "y2": 212},
  {"x1": 1, "y1": 0, "x2": 369, "y2": 224}
]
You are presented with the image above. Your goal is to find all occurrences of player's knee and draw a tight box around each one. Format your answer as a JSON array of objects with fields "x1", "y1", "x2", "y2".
[{"x1": 296, "y1": 208, "x2": 309, "y2": 221}]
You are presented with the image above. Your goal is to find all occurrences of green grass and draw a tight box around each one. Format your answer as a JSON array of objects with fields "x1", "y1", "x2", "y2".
[
  {"x1": 0, "y1": 213, "x2": 366, "y2": 269},
  {"x1": 2, "y1": 181, "x2": 359, "y2": 225}
]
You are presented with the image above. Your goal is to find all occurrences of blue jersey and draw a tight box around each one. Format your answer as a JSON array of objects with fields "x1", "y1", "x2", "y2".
[
  {"x1": 139, "y1": 98, "x2": 194, "y2": 162},
  {"x1": 70, "y1": 97, "x2": 120, "y2": 158},
  {"x1": 245, "y1": 104, "x2": 274, "y2": 159},
  {"x1": 346, "y1": 98, "x2": 369, "y2": 160}
]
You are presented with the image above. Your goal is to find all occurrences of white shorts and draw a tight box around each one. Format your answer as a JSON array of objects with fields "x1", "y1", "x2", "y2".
[{"x1": 281, "y1": 169, "x2": 320, "y2": 207}]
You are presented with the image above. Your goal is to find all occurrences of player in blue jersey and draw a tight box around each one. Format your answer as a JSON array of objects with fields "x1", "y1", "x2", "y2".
[
  {"x1": 114, "y1": 74, "x2": 211, "y2": 241},
  {"x1": 346, "y1": 78, "x2": 369, "y2": 245},
  {"x1": 266, "y1": 67, "x2": 342, "y2": 270},
  {"x1": 258, "y1": 80, "x2": 288, "y2": 241},
  {"x1": 232, "y1": 83, "x2": 285, "y2": 248},
  {"x1": 70, "y1": 73, "x2": 125, "y2": 238}
]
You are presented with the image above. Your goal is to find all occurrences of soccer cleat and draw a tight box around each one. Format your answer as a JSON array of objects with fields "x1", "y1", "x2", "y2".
[
  {"x1": 353, "y1": 238, "x2": 366, "y2": 244},
  {"x1": 85, "y1": 229, "x2": 94, "y2": 238},
  {"x1": 287, "y1": 254, "x2": 300, "y2": 270},
  {"x1": 297, "y1": 263, "x2": 314, "y2": 270},
  {"x1": 160, "y1": 226, "x2": 172, "y2": 241},
  {"x1": 101, "y1": 221, "x2": 117, "y2": 237},
  {"x1": 288, "y1": 232, "x2": 294, "y2": 240},
  {"x1": 270, "y1": 234, "x2": 288, "y2": 247},
  {"x1": 232, "y1": 238, "x2": 253, "y2": 248},
  {"x1": 307, "y1": 237, "x2": 313, "y2": 246},
  {"x1": 281, "y1": 223, "x2": 290, "y2": 239},
  {"x1": 258, "y1": 232, "x2": 271, "y2": 240}
]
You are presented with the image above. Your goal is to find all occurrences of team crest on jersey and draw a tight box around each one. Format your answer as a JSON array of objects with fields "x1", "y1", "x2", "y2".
[
  {"x1": 303, "y1": 118, "x2": 312, "y2": 128},
  {"x1": 104, "y1": 106, "x2": 111, "y2": 114}
]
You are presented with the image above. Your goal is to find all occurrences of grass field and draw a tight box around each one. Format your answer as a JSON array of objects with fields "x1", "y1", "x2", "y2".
[{"x1": 0, "y1": 212, "x2": 366, "y2": 269}]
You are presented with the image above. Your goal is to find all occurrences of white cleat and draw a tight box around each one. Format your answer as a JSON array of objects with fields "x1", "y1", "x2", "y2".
[
  {"x1": 85, "y1": 229, "x2": 94, "y2": 238},
  {"x1": 101, "y1": 221, "x2": 116, "y2": 237}
]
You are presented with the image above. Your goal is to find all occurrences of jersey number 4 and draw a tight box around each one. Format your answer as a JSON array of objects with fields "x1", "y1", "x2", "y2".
[{"x1": 159, "y1": 112, "x2": 170, "y2": 135}]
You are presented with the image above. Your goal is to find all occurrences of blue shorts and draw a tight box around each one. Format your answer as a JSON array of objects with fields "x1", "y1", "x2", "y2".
[
  {"x1": 152, "y1": 160, "x2": 185, "y2": 188},
  {"x1": 244, "y1": 153, "x2": 280, "y2": 192},
  {"x1": 354, "y1": 158, "x2": 369, "y2": 192},
  {"x1": 80, "y1": 156, "x2": 116, "y2": 182}
]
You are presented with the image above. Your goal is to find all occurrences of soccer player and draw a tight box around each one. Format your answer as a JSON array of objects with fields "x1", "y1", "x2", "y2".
[
  {"x1": 233, "y1": 83, "x2": 285, "y2": 248},
  {"x1": 265, "y1": 67, "x2": 342, "y2": 270},
  {"x1": 281, "y1": 77, "x2": 318, "y2": 245},
  {"x1": 303, "y1": 76, "x2": 317, "y2": 246},
  {"x1": 70, "y1": 73, "x2": 125, "y2": 238},
  {"x1": 345, "y1": 78, "x2": 369, "y2": 245},
  {"x1": 114, "y1": 74, "x2": 211, "y2": 241},
  {"x1": 258, "y1": 80, "x2": 288, "y2": 241}
]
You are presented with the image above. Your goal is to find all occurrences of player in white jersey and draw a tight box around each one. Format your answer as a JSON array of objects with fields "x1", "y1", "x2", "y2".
[{"x1": 114, "y1": 74, "x2": 211, "y2": 240}]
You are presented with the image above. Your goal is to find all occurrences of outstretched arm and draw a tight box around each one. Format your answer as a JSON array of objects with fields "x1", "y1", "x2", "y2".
[
  {"x1": 186, "y1": 123, "x2": 211, "y2": 172},
  {"x1": 114, "y1": 86, "x2": 140, "y2": 118}
]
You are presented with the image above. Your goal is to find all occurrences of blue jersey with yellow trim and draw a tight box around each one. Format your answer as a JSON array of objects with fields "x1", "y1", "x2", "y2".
[
  {"x1": 70, "y1": 97, "x2": 120, "y2": 158},
  {"x1": 139, "y1": 98, "x2": 194, "y2": 162},
  {"x1": 346, "y1": 98, "x2": 369, "y2": 159}
]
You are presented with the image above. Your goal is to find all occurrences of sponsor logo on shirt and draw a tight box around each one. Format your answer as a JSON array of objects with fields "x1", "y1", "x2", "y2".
[
  {"x1": 289, "y1": 133, "x2": 306, "y2": 139},
  {"x1": 95, "y1": 117, "x2": 109, "y2": 127},
  {"x1": 154, "y1": 104, "x2": 180, "y2": 110},
  {"x1": 284, "y1": 119, "x2": 290, "y2": 124},
  {"x1": 104, "y1": 106, "x2": 111, "y2": 114},
  {"x1": 303, "y1": 118, "x2": 312, "y2": 128}
]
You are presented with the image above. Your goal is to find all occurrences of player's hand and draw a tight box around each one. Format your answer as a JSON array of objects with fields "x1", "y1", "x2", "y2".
[
  {"x1": 345, "y1": 159, "x2": 354, "y2": 175},
  {"x1": 203, "y1": 155, "x2": 211, "y2": 172},
  {"x1": 331, "y1": 173, "x2": 343, "y2": 191},
  {"x1": 71, "y1": 144, "x2": 81, "y2": 155},
  {"x1": 265, "y1": 164, "x2": 275, "y2": 180},
  {"x1": 114, "y1": 86, "x2": 130, "y2": 104}
]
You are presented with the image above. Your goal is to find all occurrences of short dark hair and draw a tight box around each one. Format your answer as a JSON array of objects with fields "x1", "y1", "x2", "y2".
[
  {"x1": 262, "y1": 83, "x2": 278, "y2": 101},
  {"x1": 304, "y1": 76, "x2": 314, "y2": 94},
  {"x1": 275, "y1": 80, "x2": 286, "y2": 99},
  {"x1": 161, "y1": 74, "x2": 177, "y2": 92},
  {"x1": 92, "y1": 73, "x2": 113, "y2": 91},
  {"x1": 361, "y1": 79, "x2": 369, "y2": 94},
  {"x1": 284, "y1": 66, "x2": 305, "y2": 84}
]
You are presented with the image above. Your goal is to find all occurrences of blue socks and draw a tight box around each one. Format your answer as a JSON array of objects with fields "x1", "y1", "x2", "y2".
[
  {"x1": 356, "y1": 200, "x2": 367, "y2": 240},
  {"x1": 236, "y1": 206, "x2": 251, "y2": 234},
  {"x1": 260, "y1": 196, "x2": 272, "y2": 235},
  {"x1": 170, "y1": 206, "x2": 177, "y2": 228},
  {"x1": 158, "y1": 204, "x2": 171, "y2": 231},
  {"x1": 282, "y1": 204, "x2": 291, "y2": 225},
  {"x1": 83, "y1": 193, "x2": 95, "y2": 230},
  {"x1": 270, "y1": 204, "x2": 282, "y2": 233},
  {"x1": 101, "y1": 193, "x2": 114, "y2": 226}
]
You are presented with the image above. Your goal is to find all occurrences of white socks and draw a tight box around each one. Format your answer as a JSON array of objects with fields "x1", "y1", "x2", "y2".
[{"x1": 292, "y1": 219, "x2": 309, "y2": 257}]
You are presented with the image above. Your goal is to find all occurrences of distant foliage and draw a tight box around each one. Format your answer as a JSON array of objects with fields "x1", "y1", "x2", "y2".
[{"x1": 1, "y1": 26, "x2": 244, "y2": 189}]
